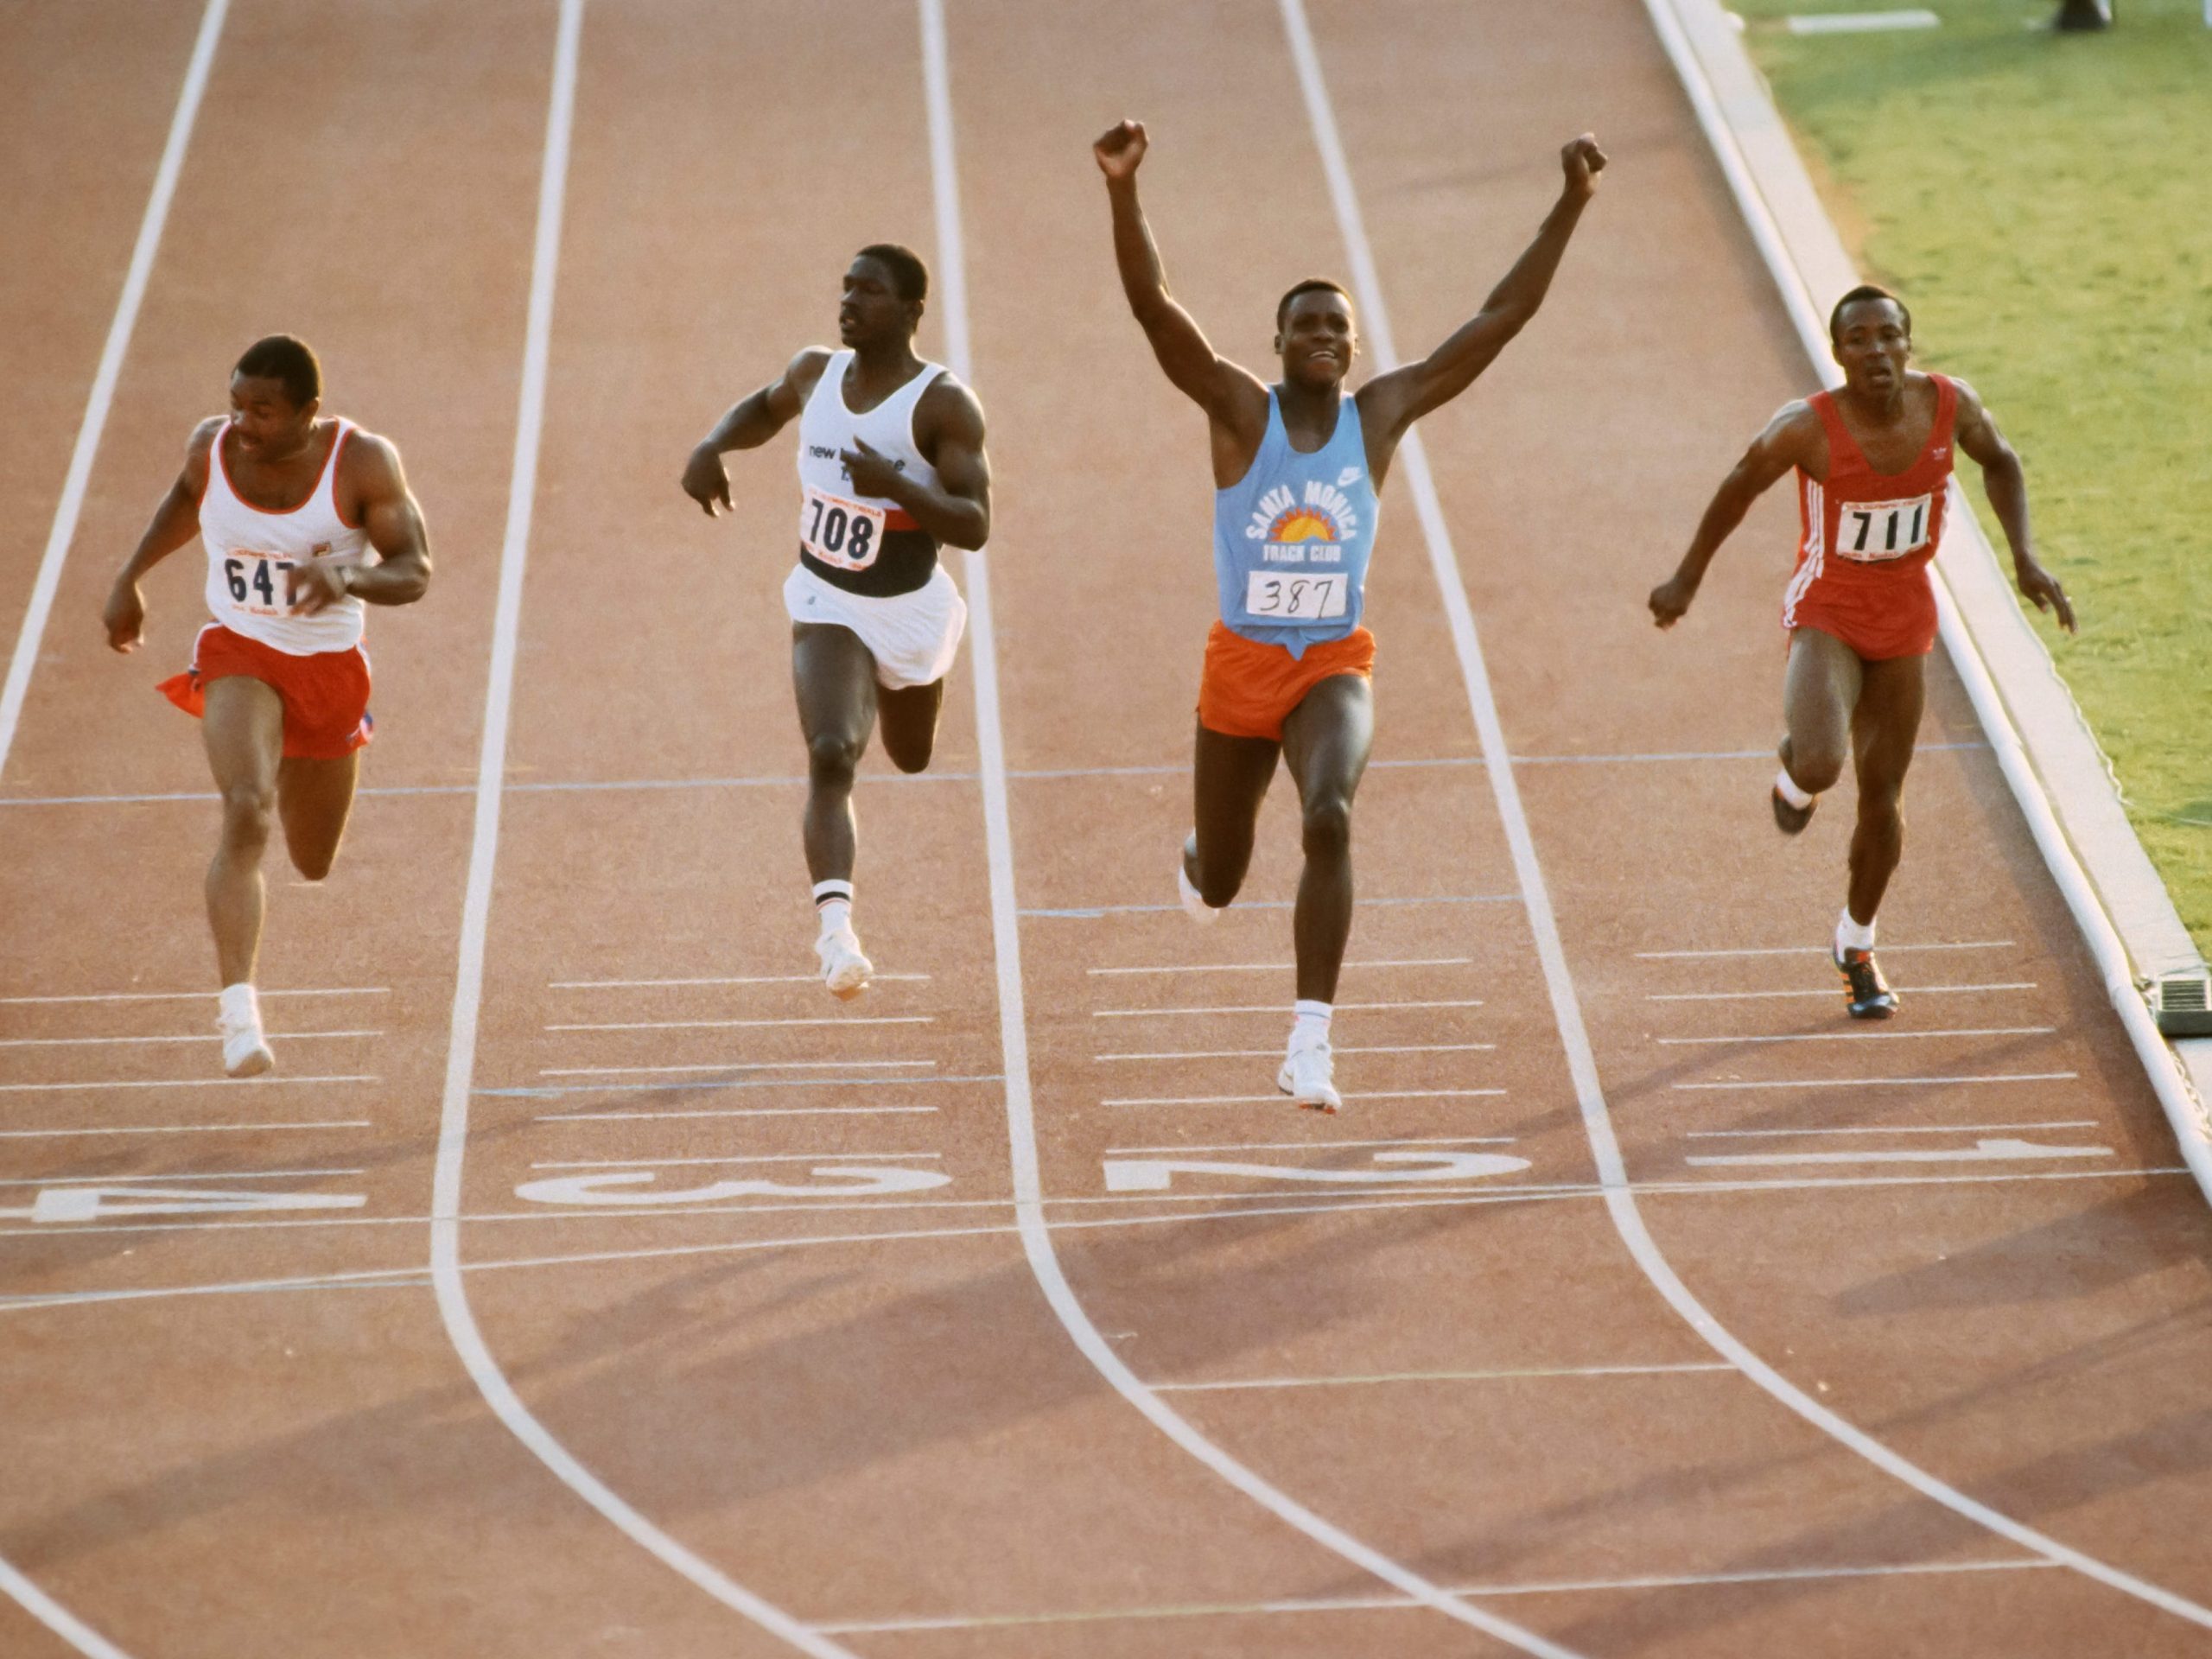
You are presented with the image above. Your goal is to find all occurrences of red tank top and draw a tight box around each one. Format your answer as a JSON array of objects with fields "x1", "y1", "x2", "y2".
[{"x1": 1793, "y1": 373, "x2": 1957, "y2": 588}]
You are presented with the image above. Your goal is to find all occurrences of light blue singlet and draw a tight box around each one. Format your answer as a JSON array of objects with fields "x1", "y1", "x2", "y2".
[{"x1": 1211, "y1": 390, "x2": 1380, "y2": 660}]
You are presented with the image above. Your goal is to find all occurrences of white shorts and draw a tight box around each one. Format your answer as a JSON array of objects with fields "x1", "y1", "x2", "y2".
[{"x1": 783, "y1": 562, "x2": 968, "y2": 691}]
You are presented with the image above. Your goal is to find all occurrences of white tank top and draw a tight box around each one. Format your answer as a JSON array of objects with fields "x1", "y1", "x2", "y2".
[
  {"x1": 793, "y1": 350, "x2": 945, "y2": 597},
  {"x1": 200, "y1": 417, "x2": 374, "y2": 654}
]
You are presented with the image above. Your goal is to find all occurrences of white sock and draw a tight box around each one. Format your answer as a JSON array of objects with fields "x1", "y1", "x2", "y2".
[
  {"x1": 1776, "y1": 767, "x2": 1815, "y2": 810},
  {"x1": 813, "y1": 880, "x2": 853, "y2": 939},
  {"x1": 219, "y1": 982, "x2": 259, "y2": 1023},
  {"x1": 1291, "y1": 999, "x2": 1332, "y2": 1048},
  {"x1": 1836, "y1": 909, "x2": 1876, "y2": 954}
]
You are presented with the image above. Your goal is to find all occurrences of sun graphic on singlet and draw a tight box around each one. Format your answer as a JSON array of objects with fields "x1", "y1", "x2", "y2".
[{"x1": 1268, "y1": 507, "x2": 1339, "y2": 543}]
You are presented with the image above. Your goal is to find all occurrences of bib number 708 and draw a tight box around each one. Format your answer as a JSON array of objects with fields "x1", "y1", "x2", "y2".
[{"x1": 801, "y1": 487, "x2": 885, "y2": 571}]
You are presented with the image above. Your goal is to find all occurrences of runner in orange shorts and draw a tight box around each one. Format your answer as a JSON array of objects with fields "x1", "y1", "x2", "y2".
[
  {"x1": 1649, "y1": 287, "x2": 2073, "y2": 1017},
  {"x1": 103, "y1": 336, "x2": 431, "y2": 1076},
  {"x1": 1096, "y1": 119, "x2": 1606, "y2": 1110}
]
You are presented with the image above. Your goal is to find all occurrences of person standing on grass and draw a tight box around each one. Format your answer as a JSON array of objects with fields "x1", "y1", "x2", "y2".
[
  {"x1": 1095, "y1": 118, "x2": 1605, "y2": 1112},
  {"x1": 1648, "y1": 285, "x2": 2073, "y2": 1017},
  {"x1": 681, "y1": 245, "x2": 992, "y2": 1001},
  {"x1": 103, "y1": 334, "x2": 432, "y2": 1076}
]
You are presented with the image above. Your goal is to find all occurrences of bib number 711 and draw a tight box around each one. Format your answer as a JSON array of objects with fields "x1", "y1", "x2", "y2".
[{"x1": 1837, "y1": 494, "x2": 1932, "y2": 563}]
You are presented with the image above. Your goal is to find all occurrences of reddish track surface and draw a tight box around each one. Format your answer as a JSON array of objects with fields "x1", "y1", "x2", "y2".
[{"x1": 3, "y1": 3, "x2": 2209, "y2": 1655}]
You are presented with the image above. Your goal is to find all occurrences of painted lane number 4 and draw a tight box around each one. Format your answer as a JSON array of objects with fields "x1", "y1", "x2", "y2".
[
  {"x1": 0, "y1": 1185, "x2": 366, "y2": 1224},
  {"x1": 1103, "y1": 1148, "x2": 1529, "y2": 1192}
]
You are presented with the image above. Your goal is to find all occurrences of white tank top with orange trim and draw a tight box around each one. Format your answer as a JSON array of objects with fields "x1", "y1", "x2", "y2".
[{"x1": 200, "y1": 417, "x2": 374, "y2": 655}]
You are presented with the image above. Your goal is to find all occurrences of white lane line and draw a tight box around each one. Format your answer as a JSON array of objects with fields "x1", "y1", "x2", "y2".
[
  {"x1": 1097, "y1": 1043, "x2": 1493, "y2": 1061},
  {"x1": 1153, "y1": 1363, "x2": 1733, "y2": 1392},
  {"x1": 485, "y1": 1071, "x2": 1001, "y2": 1099},
  {"x1": 0, "y1": 1029, "x2": 380, "y2": 1050},
  {"x1": 1107, "y1": 1135, "x2": 1516, "y2": 1154},
  {"x1": 545, "y1": 1016, "x2": 931, "y2": 1031},
  {"x1": 1022, "y1": 894, "x2": 1516, "y2": 917},
  {"x1": 1290, "y1": 0, "x2": 2212, "y2": 1634},
  {"x1": 1675, "y1": 1072, "x2": 2077, "y2": 1091},
  {"x1": 423, "y1": 6, "x2": 851, "y2": 1651},
  {"x1": 529, "y1": 1153, "x2": 942, "y2": 1170},
  {"x1": 0, "y1": 1168, "x2": 364, "y2": 1186},
  {"x1": 1093, "y1": 999, "x2": 1481, "y2": 1018},
  {"x1": 0, "y1": 987, "x2": 388, "y2": 1006},
  {"x1": 1650, "y1": 982, "x2": 2035, "y2": 1001},
  {"x1": 0, "y1": 1075, "x2": 374, "y2": 1094},
  {"x1": 537, "y1": 1105, "x2": 942, "y2": 1124},
  {"x1": 539, "y1": 1058, "x2": 934, "y2": 1077},
  {"x1": 550, "y1": 973, "x2": 928, "y2": 988},
  {"x1": 1089, "y1": 957, "x2": 1472, "y2": 976},
  {"x1": 0, "y1": 1120, "x2": 372, "y2": 1140},
  {"x1": 812, "y1": 1556, "x2": 2053, "y2": 1636},
  {"x1": 1686, "y1": 1121, "x2": 2100, "y2": 1139},
  {"x1": 1658, "y1": 1027, "x2": 2054, "y2": 1045},
  {"x1": 0, "y1": 14, "x2": 232, "y2": 1652},
  {"x1": 928, "y1": 11, "x2": 1572, "y2": 1656},
  {"x1": 1637, "y1": 943, "x2": 2011, "y2": 960},
  {"x1": 1688, "y1": 1138, "x2": 2113, "y2": 1169},
  {"x1": 1103, "y1": 1088, "x2": 1506, "y2": 1107}
]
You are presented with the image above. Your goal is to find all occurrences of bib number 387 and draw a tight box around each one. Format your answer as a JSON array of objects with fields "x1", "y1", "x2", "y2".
[
  {"x1": 1244, "y1": 569, "x2": 1348, "y2": 622},
  {"x1": 800, "y1": 486, "x2": 886, "y2": 571},
  {"x1": 1838, "y1": 494, "x2": 1933, "y2": 563}
]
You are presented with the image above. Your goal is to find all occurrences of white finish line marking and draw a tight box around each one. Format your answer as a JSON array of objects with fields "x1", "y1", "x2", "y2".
[
  {"x1": 1097, "y1": 1043, "x2": 1493, "y2": 1062},
  {"x1": 1688, "y1": 1138, "x2": 2113, "y2": 1169},
  {"x1": 1089, "y1": 957, "x2": 1472, "y2": 976},
  {"x1": 1093, "y1": 999, "x2": 1481, "y2": 1018},
  {"x1": 538, "y1": 1105, "x2": 941, "y2": 1124},
  {"x1": 1637, "y1": 942, "x2": 2010, "y2": 960},
  {"x1": 0, "y1": 987, "x2": 388, "y2": 1006},
  {"x1": 546, "y1": 1015, "x2": 931, "y2": 1031},
  {"x1": 1650, "y1": 982, "x2": 2035, "y2": 1001},
  {"x1": 530, "y1": 1153, "x2": 940, "y2": 1171},
  {"x1": 550, "y1": 973, "x2": 927, "y2": 988},
  {"x1": 1675, "y1": 1071, "x2": 2076, "y2": 1091},
  {"x1": 1153, "y1": 1363, "x2": 1732, "y2": 1392},
  {"x1": 538, "y1": 1058, "x2": 933, "y2": 1077},
  {"x1": 1658, "y1": 1027, "x2": 2053, "y2": 1045},
  {"x1": 0, "y1": 1029, "x2": 380, "y2": 1050},
  {"x1": 0, "y1": 1075, "x2": 374, "y2": 1094},
  {"x1": 1103, "y1": 1088, "x2": 1506, "y2": 1107},
  {"x1": 0, "y1": 1168, "x2": 365, "y2": 1187},
  {"x1": 0, "y1": 1120, "x2": 372, "y2": 1141},
  {"x1": 1106, "y1": 1135, "x2": 1516, "y2": 1155},
  {"x1": 1686, "y1": 1120, "x2": 2100, "y2": 1139}
]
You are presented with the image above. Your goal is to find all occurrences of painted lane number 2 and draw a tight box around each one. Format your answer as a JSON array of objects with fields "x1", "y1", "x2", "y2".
[{"x1": 1103, "y1": 1148, "x2": 1529, "y2": 1193}]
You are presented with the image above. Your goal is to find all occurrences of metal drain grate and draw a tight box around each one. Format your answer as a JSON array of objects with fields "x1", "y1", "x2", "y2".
[{"x1": 2152, "y1": 970, "x2": 2212, "y2": 1037}]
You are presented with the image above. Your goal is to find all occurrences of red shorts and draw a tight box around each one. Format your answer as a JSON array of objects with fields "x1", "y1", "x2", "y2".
[
  {"x1": 159, "y1": 623, "x2": 374, "y2": 760},
  {"x1": 1784, "y1": 570, "x2": 1937, "y2": 662},
  {"x1": 1196, "y1": 620, "x2": 1376, "y2": 742}
]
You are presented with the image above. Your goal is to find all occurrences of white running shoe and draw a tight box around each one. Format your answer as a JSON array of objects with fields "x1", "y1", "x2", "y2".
[
  {"x1": 1177, "y1": 836, "x2": 1220, "y2": 925},
  {"x1": 1276, "y1": 1038, "x2": 1341, "y2": 1114},
  {"x1": 817, "y1": 928, "x2": 874, "y2": 1001},
  {"x1": 217, "y1": 985, "x2": 274, "y2": 1078}
]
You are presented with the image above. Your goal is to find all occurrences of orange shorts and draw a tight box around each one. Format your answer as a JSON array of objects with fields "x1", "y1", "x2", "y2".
[
  {"x1": 159, "y1": 623, "x2": 374, "y2": 760},
  {"x1": 1196, "y1": 620, "x2": 1376, "y2": 742}
]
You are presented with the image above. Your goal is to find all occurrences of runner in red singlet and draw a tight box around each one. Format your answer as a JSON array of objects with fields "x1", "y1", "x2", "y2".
[{"x1": 1648, "y1": 286, "x2": 2073, "y2": 1016}]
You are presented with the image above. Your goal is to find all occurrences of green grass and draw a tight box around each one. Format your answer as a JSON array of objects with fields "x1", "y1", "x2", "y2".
[{"x1": 1732, "y1": 0, "x2": 2212, "y2": 954}]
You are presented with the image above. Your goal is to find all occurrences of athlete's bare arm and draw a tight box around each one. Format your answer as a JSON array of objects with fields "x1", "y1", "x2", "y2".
[
  {"x1": 291, "y1": 432, "x2": 431, "y2": 616},
  {"x1": 840, "y1": 377, "x2": 991, "y2": 550},
  {"x1": 1093, "y1": 120, "x2": 1269, "y2": 487},
  {"x1": 680, "y1": 348, "x2": 832, "y2": 516},
  {"x1": 1649, "y1": 401, "x2": 1825, "y2": 629},
  {"x1": 1357, "y1": 136, "x2": 1606, "y2": 478},
  {"x1": 1951, "y1": 378, "x2": 2074, "y2": 632},
  {"x1": 103, "y1": 418, "x2": 223, "y2": 653}
]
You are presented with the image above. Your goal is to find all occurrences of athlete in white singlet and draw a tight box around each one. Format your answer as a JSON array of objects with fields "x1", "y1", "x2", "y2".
[
  {"x1": 104, "y1": 335, "x2": 431, "y2": 1075},
  {"x1": 682, "y1": 245, "x2": 991, "y2": 999}
]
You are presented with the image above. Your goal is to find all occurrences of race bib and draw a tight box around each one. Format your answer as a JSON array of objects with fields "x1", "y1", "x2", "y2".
[
  {"x1": 800, "y1": 486, "x2": 886, "y2": 571},
  {"x1": 1244, "y1": 569, "x2": 1348, "y2": 622},
  {"x1": 221, "y1": 553, "x2": 298, "y2": 617},
  {"x1": 1835, "y1": 494, "x2": 1932, "y2": 563}
]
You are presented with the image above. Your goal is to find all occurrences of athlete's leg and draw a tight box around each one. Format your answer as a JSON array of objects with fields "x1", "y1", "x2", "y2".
[
  {"x1": 791, "y1": 621, "x2": 880, "y2": 884},
  {"x1": 1188, "y1": 722, "x2": 1280, "y2": 909},
  {"x1": 875, "y1": 678, "x2": 945, "y2": 775},
  {"x1": 1780, "y1": 626, "x2": 1861, "y2": 796},
  {"x1": 202, "y1": 676, "x2": 286, "y2": 985},
  {"x1": 1280, "y1": 673, "x2": 1375, "y2": 1005},
  {"x1": 275, "y1": 752, "x2": 362, "y2": 881},
  {"x1": 1845, "y1": 653, "x2": 1926, "y2": 925}
]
